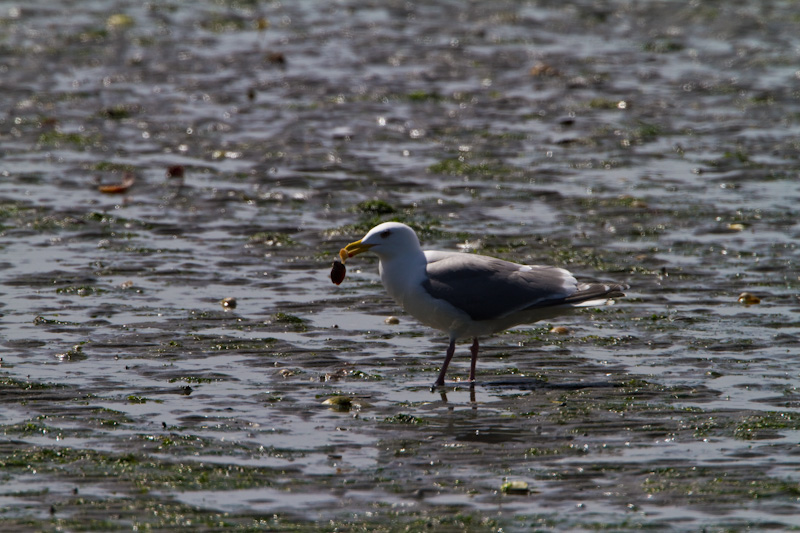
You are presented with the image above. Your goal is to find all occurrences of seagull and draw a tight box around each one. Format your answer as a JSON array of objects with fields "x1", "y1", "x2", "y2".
[{"x1": 339, "y1": 222, "x2": 628, "y2": 387}]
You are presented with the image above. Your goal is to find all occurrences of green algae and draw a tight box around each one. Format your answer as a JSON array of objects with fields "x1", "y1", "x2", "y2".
[
  {"x1": 427, "y1": 156, "x2": 515, "y2": 178},
  {"x1": 0, "y1": 446, "x2": 280, "y2": 492},
  {"x1": 352, "y1": 199, "x2": 397, "y2": 216},
  {"x1": 37, "y1": 130, "x2": 101, "y2": 149},
  {"x1": 383, "y1": 413, "x2": 426, "y2": 425},
  {"x1": 734, "y1": 412, "x2": 800, "y2": 440}
]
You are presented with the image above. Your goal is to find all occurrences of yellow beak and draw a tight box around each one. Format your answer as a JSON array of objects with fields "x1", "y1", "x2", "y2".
[{"x1": 339, "y1": 239, "x2": 374, "y2": 263}]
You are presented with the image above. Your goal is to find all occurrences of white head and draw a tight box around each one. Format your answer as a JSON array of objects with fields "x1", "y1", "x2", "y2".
[{"x1": 341, "y1": 222, "x2": 422, "y2": 262}]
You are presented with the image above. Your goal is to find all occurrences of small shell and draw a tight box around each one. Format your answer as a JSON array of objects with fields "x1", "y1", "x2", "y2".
[
  {"x1": 98, "y1": 171, "x2": 135, "y2": 194},
  {"x1": 529, "y1": 62, "x2": 559, "y2": 77},
  {"x1": 501, "y1": 480, "x2": 530, "y2": 495},
  {"x1": 384, "y1": 316, "x2": 400, "y2": 325},
  {"x1": 266, "y1": 51, "x2": 285, "y2": 64},
  {"x1": 322, "y1": 395, "x2": 370, "y2": 411},
  {"x1": 322, "y1": 396, "x2": 352, "y2": 409},
  {"x1": 737, "y1": 292, "x2": 761, "y2": 305},
  {"x1": 331, "y1": 260, "x2": 346, "y2": 285}
]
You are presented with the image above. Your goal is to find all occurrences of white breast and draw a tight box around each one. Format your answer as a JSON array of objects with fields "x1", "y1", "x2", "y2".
[{"x1": 378, "y1": 253, "x2": 475, "y2": 338}]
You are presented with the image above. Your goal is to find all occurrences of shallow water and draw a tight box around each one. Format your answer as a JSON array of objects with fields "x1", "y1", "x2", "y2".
[{"x1": 1, "y1": 0, "x2": 800, "y2": 530}]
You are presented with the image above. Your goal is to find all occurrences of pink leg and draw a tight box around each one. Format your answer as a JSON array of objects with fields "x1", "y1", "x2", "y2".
[
  {"x1": 469, "y1": 338, "x2": 479, "y2": 382},
  {"x1": 434, "y1": 338, "x2": 456, "y2": 387}
]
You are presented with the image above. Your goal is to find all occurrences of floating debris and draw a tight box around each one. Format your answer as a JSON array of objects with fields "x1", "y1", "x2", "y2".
[
  {"x1": 221, "y1": 297, "x2": 237, "y2": 309},
  {"x1": 384, "y1": 316, "x2": 400, "y2": 325},
  {"x1": 549, "y1": 326, "x2": 570, "y2": 335}
]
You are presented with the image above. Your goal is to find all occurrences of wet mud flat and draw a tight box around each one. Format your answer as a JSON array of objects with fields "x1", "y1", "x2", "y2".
[{"x1": 1, "y1": 0, "x2": 799, "y2": 530}]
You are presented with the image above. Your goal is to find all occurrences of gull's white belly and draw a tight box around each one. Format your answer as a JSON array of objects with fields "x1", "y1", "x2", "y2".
[{"x1": 380, "y1": 259, "x2": 473, "y2": 337}]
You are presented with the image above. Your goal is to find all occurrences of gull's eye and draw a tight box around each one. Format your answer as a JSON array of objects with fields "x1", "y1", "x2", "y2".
[{"x1": 380, "y1": 230, "x2": 391, "y2": 239}]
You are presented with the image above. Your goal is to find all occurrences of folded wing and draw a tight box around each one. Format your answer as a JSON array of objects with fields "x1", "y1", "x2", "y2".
[{"x1": 422, "y1": 253, "x2": 581, "y2": 321}]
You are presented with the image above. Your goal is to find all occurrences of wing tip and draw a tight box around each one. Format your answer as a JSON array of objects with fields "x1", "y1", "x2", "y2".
[{"x1": 570, "y1": 282, "x2": 629, "y2": 306}]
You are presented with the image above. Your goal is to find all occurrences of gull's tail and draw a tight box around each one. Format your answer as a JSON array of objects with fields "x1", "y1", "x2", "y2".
[{"x1": 525, "y1": 282, "x2": 628, "y2": 311}]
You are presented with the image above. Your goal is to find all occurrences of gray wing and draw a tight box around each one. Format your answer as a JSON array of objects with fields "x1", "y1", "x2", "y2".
[{"x1": 421, "y1": 253, "x2": 578, "y2": 321}]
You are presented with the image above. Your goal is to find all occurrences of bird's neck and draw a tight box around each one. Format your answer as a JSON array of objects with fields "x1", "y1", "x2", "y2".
[{"x1": 378, "y1": 250, "x2": 427, "y2": 303}]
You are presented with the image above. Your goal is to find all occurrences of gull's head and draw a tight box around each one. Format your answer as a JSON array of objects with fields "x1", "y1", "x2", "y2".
[{"x1": 341, "y1": 222, "x2": 422, "y2": 262}]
